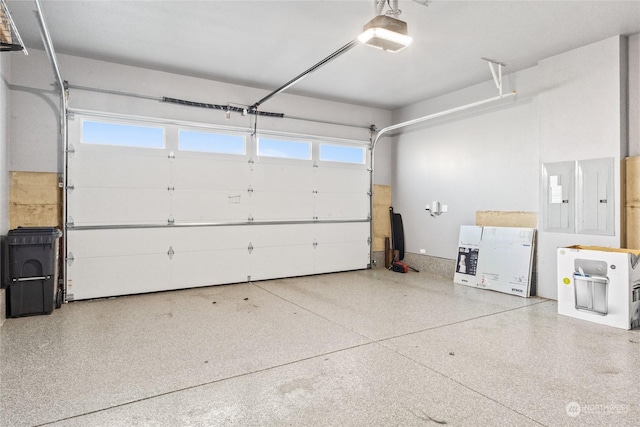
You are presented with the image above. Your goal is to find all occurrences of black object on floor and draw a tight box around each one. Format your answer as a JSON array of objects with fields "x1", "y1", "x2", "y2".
[
  {"x1": 4, "y1": 227, "x2": 62, "y2": 317},
  {"x1": 389, "y1": 207, "x2": 405, "y2": 261},
  {"x1": 389, "y1": 207, "x2": 419, "y2": 273}
]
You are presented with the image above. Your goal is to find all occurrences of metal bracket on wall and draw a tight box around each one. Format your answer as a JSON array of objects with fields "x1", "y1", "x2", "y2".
[
  {"x1": 66, "y1": 252, "x2": 74, "y2": 266},
  {"x1": 248, "y1": 242, "x2": 254, "y2": 254},
  {"x1": 167, "y1": 246, "x2": 175, "y2": 260},
  {"x1": 482, "y1": 57, "x2": 506, "y2": 96}
]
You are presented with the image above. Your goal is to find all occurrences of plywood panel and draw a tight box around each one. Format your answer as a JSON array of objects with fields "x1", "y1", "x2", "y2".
[
  {"x1": 9, "y1": 172, "x2": 61, "y2": 229},
  {"x1": 0, "y1": 9, "x2": 12, "y2": 45},
  {"x1": 626, "y1": 156, "x2": 640, "y2": 249},
  {"x1": 476, "y1": 211, "x2": 537, "y2": 229},
  {"x1": 373, "y1": 184, "x2": 391, "y2": 252}
]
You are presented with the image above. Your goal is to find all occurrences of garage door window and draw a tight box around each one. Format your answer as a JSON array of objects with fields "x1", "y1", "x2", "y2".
[
  {"x1": 82, "y1": 120, "x2": 165, "y2": 149},
  {"x1": 319, "y1": 144, "x2": 366, "y2": 164},
  {"x1": 179, "y1": 129, "x2": 245, "y2": 155},
  {"x1": 257, "y1": 138, "x2": 311, "y2": 160}
]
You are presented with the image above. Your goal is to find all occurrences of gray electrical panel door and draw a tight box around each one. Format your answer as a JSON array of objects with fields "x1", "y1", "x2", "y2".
[
  {"x1": 542, "y1": 161, "x2": 575, "y2": 233},
  {"x1": 577, "y1": 158, "x2": 615, "y2": 235}
]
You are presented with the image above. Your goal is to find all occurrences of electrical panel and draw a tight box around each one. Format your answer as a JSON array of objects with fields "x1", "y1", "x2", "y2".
[
  {"x1": 543, "y1": 161, "x2": 575, "y2": 233},
  {"x1": 577, "y1": 158, "x2": 614, "y2": 235},
  {"x1": 543, "y1": 158, "x2": 615, "y2": 236}
]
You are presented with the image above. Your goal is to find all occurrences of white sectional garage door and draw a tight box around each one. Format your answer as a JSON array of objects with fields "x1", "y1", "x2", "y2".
[{"x1": 65, "y1": 113, "x2": 370, "y2": 300}]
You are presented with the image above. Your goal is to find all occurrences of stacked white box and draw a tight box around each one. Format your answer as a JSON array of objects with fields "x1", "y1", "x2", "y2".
[{"x1": 557, "y1": 246, "x2": 640, "y2": 330}]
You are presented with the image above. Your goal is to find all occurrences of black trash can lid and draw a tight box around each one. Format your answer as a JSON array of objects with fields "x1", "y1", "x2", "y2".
[
  {"x1": 7, "y1": 227, "x2": 62, "y2": 245},
  {"x1": 8, "y1": 227, "x2": 62, "y2": 235}
]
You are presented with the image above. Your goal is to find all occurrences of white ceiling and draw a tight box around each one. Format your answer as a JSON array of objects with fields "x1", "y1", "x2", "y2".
[{"x1": 6, "y1": 0, "x2": 640, "y2": 110}]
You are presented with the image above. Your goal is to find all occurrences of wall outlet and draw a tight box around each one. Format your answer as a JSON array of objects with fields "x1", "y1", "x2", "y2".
[
  {"x1": 442, "y1": 204, "x2": 448, "y2": 213},
  {"x1": 419, "y1": 248, "x2": 426, "y2": 254}
]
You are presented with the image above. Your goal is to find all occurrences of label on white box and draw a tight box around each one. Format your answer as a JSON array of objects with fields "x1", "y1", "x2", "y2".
[{"x1": 454, "y1": 226, "x2": 482, "y2": 286}]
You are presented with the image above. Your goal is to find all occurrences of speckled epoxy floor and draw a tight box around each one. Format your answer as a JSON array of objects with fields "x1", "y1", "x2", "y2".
[{"x1": 1, "y1": 269, "x2": 639, "y2": 426}]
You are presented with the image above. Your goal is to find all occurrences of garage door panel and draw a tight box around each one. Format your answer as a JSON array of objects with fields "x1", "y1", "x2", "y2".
[
  {"x1": 168, "y1": 227, "x2": 250, "y2": 288},
  {"x1": 69, "y1": 150, "x2": 169, "y2": 189},
  {"x1": 67, "y1": 229, "x2": 170, "y2": 258},
  {"x1": 68, "y1": 188, "x2": 169, "y2": 226},
  {"x1": 315, "y1": 241, "x2": 370, "y2": 273},
  {"x1": 314, "y1": 222, "x2": 370, "y2": 273},
  {"x1": 248, "y1": 225, "x2": 316, "y2": 281},
  {"x1": 170, "y1": 249, "x2": 249, "y2": 288},
  {"x1": 316, "y1": 167, "x2": 369, "y2": 192},
  {"x1": 249, "y1": 224, "x2": 316, "y2": 247},
  {"x1": 67, "y1": 228, "x2": 172, "y2": 300},
  {"x1": 173, "y1": 157, "x2": 250, "y2": 191},
  {"x1": 67, "y1": 254, "x2": 172, "y2": 300},
  {"x1": 249, "y1": 245, "x2": 316, "y2": 281},
  {"x1": 315, "y1": 193, "x2": 369, "y2": 220},
  {"x1": 167, "y1": 226, "x2": 251, "y2": 252},
  {"x1": 315, "y1": 222, "x2": 370, "y2": 244},
  {"x1": 171, "y1": 190, "x2": 250, "y2": 223},
  {"x1": 251, "y1": 162, "x2": 314, "y2": 191},
  {"x1": 249, "y1": 192, "x2": 315, "y2": 220}
]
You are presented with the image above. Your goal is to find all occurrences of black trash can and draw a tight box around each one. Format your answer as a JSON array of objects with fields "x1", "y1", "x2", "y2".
[{"x1": 4, "y1": 227, "x2": 62, "y2": 317}]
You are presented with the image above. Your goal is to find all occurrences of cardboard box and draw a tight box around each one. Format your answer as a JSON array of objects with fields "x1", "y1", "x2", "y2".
[
  {"x1": 454, "y1": 226, "x2": 536, "y2": 298},
  {"x1": 557, "y1": 246, "x2": 640, "y2": 330}
]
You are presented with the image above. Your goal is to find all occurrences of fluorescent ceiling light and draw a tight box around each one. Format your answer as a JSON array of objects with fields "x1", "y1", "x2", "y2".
[{"x1": 358, "y1": 15, "x2": 412, "y2": 52}]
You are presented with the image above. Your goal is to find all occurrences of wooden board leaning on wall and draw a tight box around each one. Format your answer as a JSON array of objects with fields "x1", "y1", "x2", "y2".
[
  {"x1": 626, "y1": 156, "x2": 640, "y2": 250},
  {"x1": 373, "y1": 184, "x2": 391, "y2": 252},
  {"x1": 9, "y1": 172, "x2": 62, "y2": 229},
  {"x1": 476, "y1": 211, "x2": 537, "y2": 229}
]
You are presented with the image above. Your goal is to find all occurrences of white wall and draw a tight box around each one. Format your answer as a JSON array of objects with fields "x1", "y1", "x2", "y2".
[
  {"x1": 1, "y1": 51, "x2": 10, "y2": 234},
  {"x1": 1, "y1": 50, "x2": 10, "y2": 326},
  {"x1": 537, "y1": 36, "x2": 627, "y2": 299},
  {"x1": 9, "y1": 50, "x2": 393, "y2": 184},
  {"x1": 391, "y1": 67, "x2": 539, "y2": 260},
  {"x1": 392, "y1": 35, "x2": 629, "y2": 299},
  {"x1": 630, "y1": 34, "x2": 640, "y2": 157}
]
